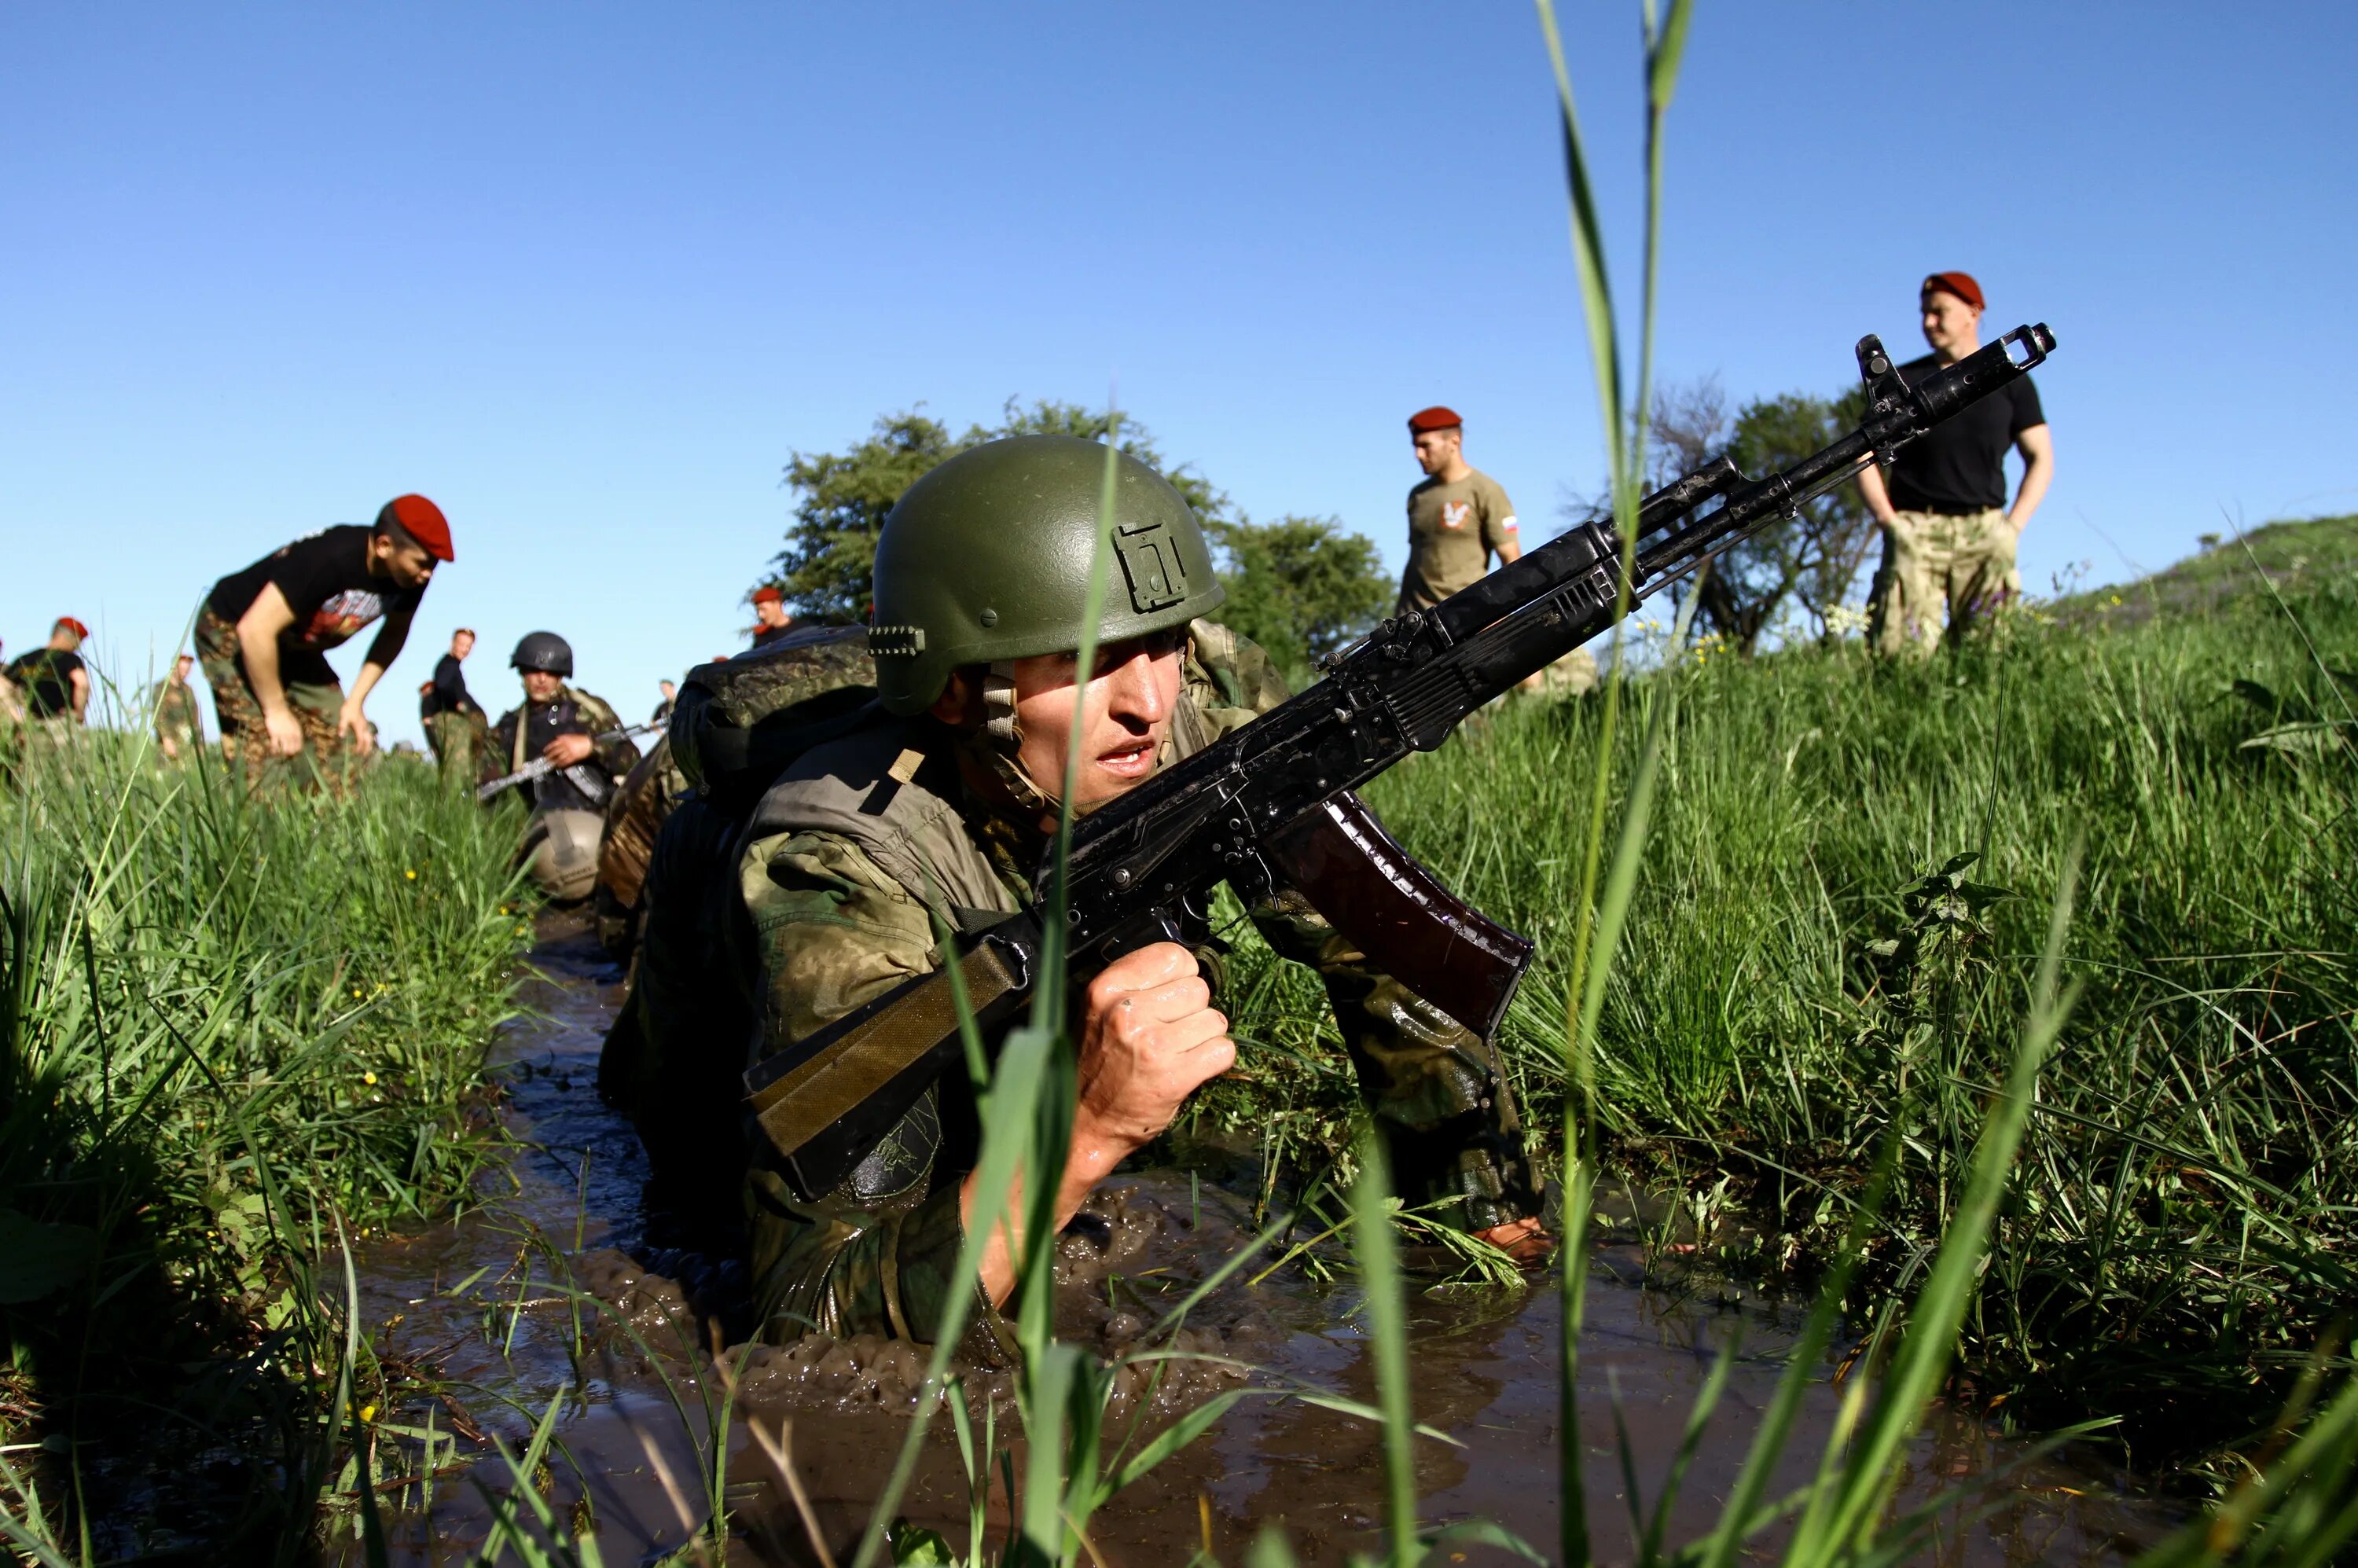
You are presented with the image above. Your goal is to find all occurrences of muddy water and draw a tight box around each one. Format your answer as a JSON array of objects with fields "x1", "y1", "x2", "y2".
[{"x1": 344, "y1": 920, "x2": 2176, "y2": 1566}]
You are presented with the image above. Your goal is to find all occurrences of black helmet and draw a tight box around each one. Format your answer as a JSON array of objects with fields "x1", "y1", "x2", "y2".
[{"x1": 512, "y1": 631, "x2": 575, "y2": 676}]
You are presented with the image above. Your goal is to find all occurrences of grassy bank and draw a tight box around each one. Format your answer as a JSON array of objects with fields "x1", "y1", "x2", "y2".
[
  {"x1": 0, "y1": 733, "x2": 531, "y2": 1559},
  {"x1": 1206, "y1": 528, "x2": 2356, "y2": 1461}
]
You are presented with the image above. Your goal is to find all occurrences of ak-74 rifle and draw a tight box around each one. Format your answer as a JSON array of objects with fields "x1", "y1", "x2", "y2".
[
  {"x1": 747, "y1": 323, "x2": 2058, "y2": 1199},
  {"x1": 476, "y1": 722, "x2": 659, "y2": 805}
]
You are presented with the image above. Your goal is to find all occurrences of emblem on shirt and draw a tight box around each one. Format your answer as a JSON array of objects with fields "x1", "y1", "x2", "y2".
[
  {"x1": 1500, "y1": 514, "x2": 1519, "y2": 532},
  {"x1": 1440, "y1": 501, "x2": 1471, "y2": 531},
  {"x1": 300, "y1": 589, "x2": 390, "y2": 648}
]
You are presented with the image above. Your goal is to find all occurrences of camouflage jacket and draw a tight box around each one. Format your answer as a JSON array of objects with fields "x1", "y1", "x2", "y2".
[
  {"x1": 736, "y1": 620, "x2": 1537, "y2": 1356},
  {"x1": 484, "y1": 687, "x2": 641, "y2": 812},
  {"x1": 151, "y1": 679, "x2": 202, "y2": 741}
]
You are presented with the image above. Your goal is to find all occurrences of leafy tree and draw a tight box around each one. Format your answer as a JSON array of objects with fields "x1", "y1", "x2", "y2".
[
  {"x1": 1562, "y1": 376, "x2": 1879, "y2": 652},
  {"x1": 1206, "y1": 515, "x2": 1393, "y2": 678},
  {"x1": 1712, "y1": 385, "x2": 1876, "y2": 648},
  {"x1": 766, "y1": 399, "x2": 1226, "y2": 620}
]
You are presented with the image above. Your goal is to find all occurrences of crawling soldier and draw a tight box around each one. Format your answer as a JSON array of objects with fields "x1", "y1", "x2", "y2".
[{"x1": 731, "y1": 435, "x2": 1548, "y2": 1359}]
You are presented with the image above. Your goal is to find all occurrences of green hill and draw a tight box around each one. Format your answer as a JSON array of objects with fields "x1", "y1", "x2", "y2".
[{"x1": 2055, "y1": 512, "x2": 2358, "y2": 627}]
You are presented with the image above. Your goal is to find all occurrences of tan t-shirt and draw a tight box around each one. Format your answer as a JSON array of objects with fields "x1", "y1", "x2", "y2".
[{"x1": 1399, "y1": 468, "x2": 1519, "y2": 610}]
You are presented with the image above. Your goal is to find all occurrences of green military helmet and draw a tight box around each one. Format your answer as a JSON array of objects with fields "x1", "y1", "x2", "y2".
[{"x1": 869, "y1": 434, "x2": 1226, "y2": 715}]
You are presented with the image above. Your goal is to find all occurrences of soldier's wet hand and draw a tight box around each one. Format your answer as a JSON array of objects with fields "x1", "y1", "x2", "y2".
[
  {"x1": 1074, "y1": 941, "x2": 1234, "y2": 1153},
  {"x1": 542, "y1": 733, "x2": 595, "y2": 767}
]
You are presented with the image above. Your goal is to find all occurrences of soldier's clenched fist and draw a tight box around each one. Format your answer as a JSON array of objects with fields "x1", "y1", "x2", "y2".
[{"x1": 1074, "y1": 941, "x2": 1235, "y2": 1151}]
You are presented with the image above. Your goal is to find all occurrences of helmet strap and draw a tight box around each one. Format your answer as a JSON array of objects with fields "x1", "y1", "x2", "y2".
[{"x1": 970, "y1": 661, "x2": 1061, "y2": 817}]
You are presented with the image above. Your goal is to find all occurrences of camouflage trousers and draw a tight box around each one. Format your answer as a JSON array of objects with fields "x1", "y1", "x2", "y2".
[
  {"x1": 1868, "y1": 506, "x2": 2020, "y2": 659},
  {"x1": 193, "y1": 605, "x2": 351, "y2": 791},
  {"x1": 425, "y1": 709, "x2": 490, "y2": 782}
]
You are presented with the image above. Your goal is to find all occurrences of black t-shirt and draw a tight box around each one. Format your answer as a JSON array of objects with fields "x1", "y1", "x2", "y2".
[
  {"x1": 421, "y1": 653, "x2": 475, "y2": 721},
  {"x1": 208, "y1": 526, "x2": 428, "y2": 685},
  {"x1": 750, "y1": 622, "x2": 795, "y2": 648},
  {"x1": 1886, "y1": 354, "x2": 2047, "y2": 514},
  {"x1": 6, "y1": 648, "x2": 84, "y2": 718}
]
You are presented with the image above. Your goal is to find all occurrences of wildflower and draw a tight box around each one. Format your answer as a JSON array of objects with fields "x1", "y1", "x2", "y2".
[
  {"x1": 358, "y1": 1404, "x2": 376, "y2": 1423},
  {"x1": 406, "y1": 869, "x2": 417, "y2": 880},
  {"x1": 363, "y1": 1071, "x2": 378, "y2": 1086}
]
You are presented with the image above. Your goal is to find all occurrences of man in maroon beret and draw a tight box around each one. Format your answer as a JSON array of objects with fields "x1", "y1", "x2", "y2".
[
  {"x1": 3, "y1": 617, "x2": 94, "y2": 728},
  {"x1": 1858, "y1": 272, "x2": 2054, "y2": 656},
  {"x1": 197, "y1": 494, "x2": 452, "y2": 788},
  {"x1": 1399, "y1": 407, "x2": 1552, "y2": 691},
  {"x1": 748, "y1": 583, "x2": 795, "y2": 648}
]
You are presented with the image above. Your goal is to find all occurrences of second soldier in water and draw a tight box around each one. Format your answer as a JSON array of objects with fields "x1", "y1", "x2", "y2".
[{"x1": 484, "y1": 632, "x2": 642, "y2": 901}]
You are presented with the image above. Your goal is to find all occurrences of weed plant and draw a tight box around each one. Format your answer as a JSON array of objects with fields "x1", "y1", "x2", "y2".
[{"x1": 0, "y1": 727, "x2": 531, "y2": 1559}]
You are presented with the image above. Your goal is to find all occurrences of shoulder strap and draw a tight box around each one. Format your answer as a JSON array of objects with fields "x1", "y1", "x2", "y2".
[{"x1": 748, "y1": 718, "x2": 1016, "y2": 923}]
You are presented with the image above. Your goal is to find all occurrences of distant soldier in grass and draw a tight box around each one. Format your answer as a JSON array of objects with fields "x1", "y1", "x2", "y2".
[
  {"x1": 484, "y1": 632, "x2": 642, "y2": 902},
  {"x1": 749, "y1": 584, "x2": 794, "y2": 648},
  {"x1": 5, "y1": 619, "x2": 94, "y2": 729},
  {"x1": 420, "y1": 627, "x2": 490, "y2": 780},
  {"x1": 198, "y1": 495, "x2": 452, "y2": 787},
  {"x1": 1860, "y1": 272, "x2": 2055, "y2": 656},
  {"x1": 152, "y1": 654, "x2": 204, "y2": 761},
  {"x1": 1400, "y1": 407, "x2": 1548, "y2": 693}
]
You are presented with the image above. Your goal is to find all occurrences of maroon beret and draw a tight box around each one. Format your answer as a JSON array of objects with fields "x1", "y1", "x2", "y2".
[
  {"x1": 1921, "y1": 271, "x2": 1984, "y2": 310},
  {"x1": 377, "y1": 494, "x2": 454, "y2": 561},
  {"x1": 751, "y1": 584, "x2": 784, "y2": 605},
  {"x1": 1407, "y1": 406, "x2": 1463, "y2": 434}
]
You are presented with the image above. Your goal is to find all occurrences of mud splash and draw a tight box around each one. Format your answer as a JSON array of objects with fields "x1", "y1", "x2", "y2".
[{"x1": 340, "y1": 919, "x2": 2176, "y2": 1565}]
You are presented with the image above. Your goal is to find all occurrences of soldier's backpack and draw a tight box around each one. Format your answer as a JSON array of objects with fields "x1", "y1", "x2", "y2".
[{"x1": 597, "y1": 624, "x2": 879, "y2": 1232}]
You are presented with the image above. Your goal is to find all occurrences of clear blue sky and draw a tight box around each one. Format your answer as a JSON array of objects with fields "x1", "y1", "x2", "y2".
[{"x1": 6, "y1": 3, "x2": 2352, "y2": 747}]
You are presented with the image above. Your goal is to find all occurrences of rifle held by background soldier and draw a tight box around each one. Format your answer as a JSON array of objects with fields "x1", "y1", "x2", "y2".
[{"x1": 476, "y1": 721, "x2": 659, "y2": 803}]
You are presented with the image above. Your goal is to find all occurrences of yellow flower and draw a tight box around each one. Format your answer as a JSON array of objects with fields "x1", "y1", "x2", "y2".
[
  {"x1": 406, "y1": 868, "x2": 417, "y2": 880},
  {"x1": 363, "y1": 1071, "x2": 378, "y2": 1085},
  {"x1": 358, "y1": 1403, "x2": 376, "y2": 1423}
]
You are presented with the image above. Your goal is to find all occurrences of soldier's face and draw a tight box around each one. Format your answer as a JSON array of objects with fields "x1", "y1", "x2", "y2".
[
  {"x1": 521, "y1": 670, "x2": 564, "y2": 703},
  {"x1": 174, "y1": 656, "x2": 194, "y2": 681},
  {"x1": 452, "y1": 632, "x2": 476, "y2": 659},
  {"x1": 1412, "y1": 428, "x2": 1461, "y2": 476},
  {"x1": 756, "y1": 600, "x2": 789, "y2": 628},
  {"x1": 1919, "y1": 289, "x2": 1981, "y2": 357},
  {"x1": 1010, "y1": 629, "x2": 1187, "y2": 812}
]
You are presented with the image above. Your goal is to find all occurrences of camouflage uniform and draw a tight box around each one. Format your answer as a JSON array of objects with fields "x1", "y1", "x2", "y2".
[
  {"x1": 481, "y1": 687, "x2": 638, "y2": 808},
  {"x1": 151, "y1": 678, "x2": 203, "y2": 760},
  {"x1": 425, "y1": 708, "x2": 490, "y2": 780},
  {"x1": 737, "y1": 620, "x2": 1537, "y2": 1354},
  {"x1": 194, "y1": 604, "x2": 351, "y2": 789}
]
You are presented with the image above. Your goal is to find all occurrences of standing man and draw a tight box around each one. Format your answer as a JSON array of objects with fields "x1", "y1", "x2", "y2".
[
  {"x1": 1399, "y1": 408, "x2": 1549, "y2": 693},
  {"x1": 5, "y1": 619, "x2": 94, "y2": 728},
  {"x1": 1859, "y1": 272, "x2": 2054, "y2": 657},
  {"x1": 749, "y1": 585, "x2": 794, "y2": 648},
  {"x1": 420, "y1": 627, "x2": 490, "y2": 779},
  {"x1": 198, "y1": 496, "x2": 452, "y2": 786},
  {"x1": 483, "y1": 632, "x2": 643, "y2": 901},
  {"x1": 152, "y1": 654, "x2": 204, "y2": 761},
  {"x1": 651, "y1": 679, "x2": 678, "y2": 725}
]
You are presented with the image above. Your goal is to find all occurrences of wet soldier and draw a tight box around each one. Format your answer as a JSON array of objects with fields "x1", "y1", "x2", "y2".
[
  {"x1": 5, "y1": 619, "x2": 94, "y2": 728},
  {"x1": 1859, "y1": 271, "x2": 2054, "y2": 656},
  {"x1": 721, "y1": 435, "x2": 1548, "y2": 1356},
  {"x1": 749, "y1": 585, "x2": 794, "y2": 648},
  {"x1": 420, "y1": 627, "x2": 490, "y2": 779},
  {"x1": 152, "y1": 653, "x2": 204, "y2": 760},
  {"x1": 483, "y1": 633, "x2": 643, "y2": 902},
  {"x1": 198, "y1": 496, "x2": 452, "y2": 788}
]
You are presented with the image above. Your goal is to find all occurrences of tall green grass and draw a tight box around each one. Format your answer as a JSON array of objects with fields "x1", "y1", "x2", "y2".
[
  {"x1": 0, "y1": 728, "x2": 531, "y2": 1559},
  {"x1": 1203, "y1": 571, "x2": 2358, "y2": 1458}
]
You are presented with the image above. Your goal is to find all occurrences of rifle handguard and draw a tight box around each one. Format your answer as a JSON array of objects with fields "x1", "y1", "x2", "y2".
[{"x1": 745, "y1": 919, "x2": 1038, "y2": 1198}]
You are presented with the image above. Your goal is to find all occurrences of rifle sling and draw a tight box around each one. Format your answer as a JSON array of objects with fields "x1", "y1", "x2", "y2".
[{"x1": 745, "y1": 931, "x2": 1030, "y2": 1184}]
